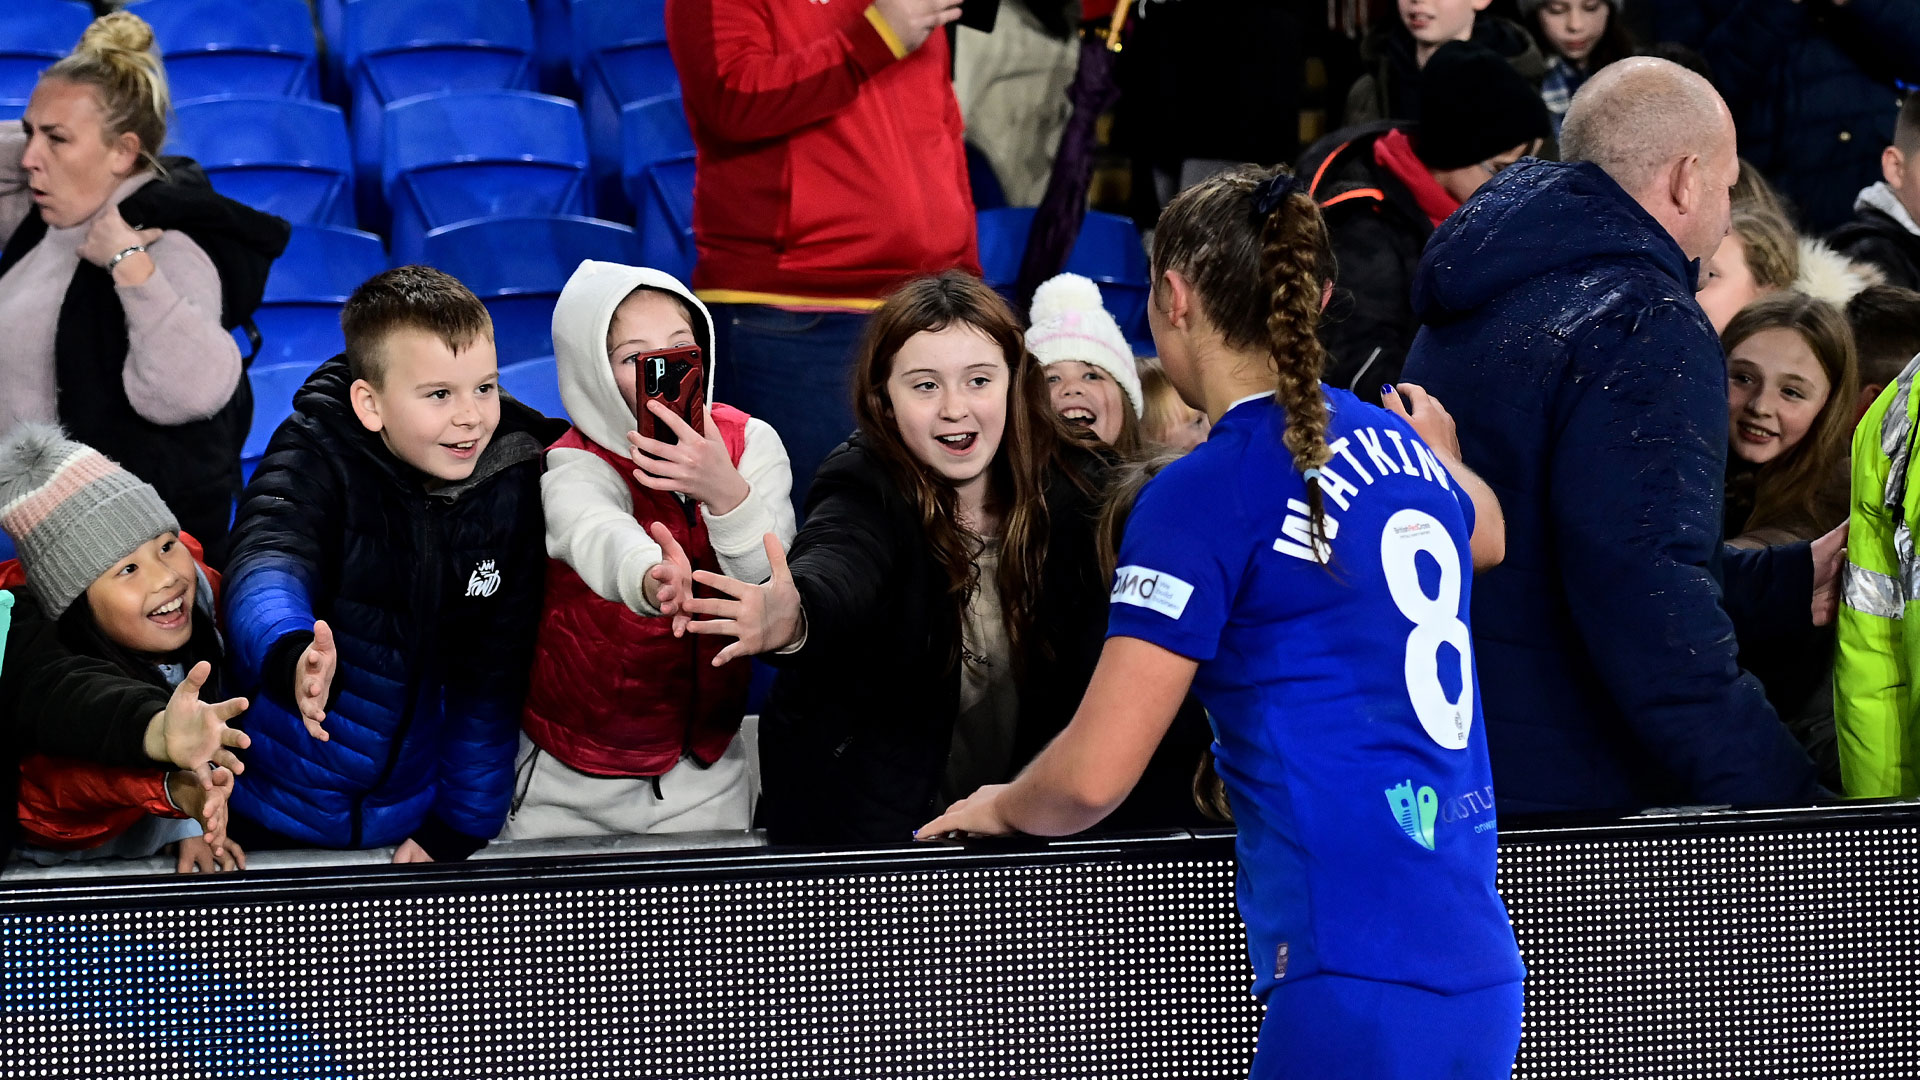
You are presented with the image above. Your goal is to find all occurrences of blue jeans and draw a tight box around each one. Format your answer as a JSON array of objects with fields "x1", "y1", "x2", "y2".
[
  {"x1": 707, "y1": 303, "x2": 869, "y2": 520},
  {"x1": 1253, "y1": 975, "x2": 1523, "y2": 1079}
]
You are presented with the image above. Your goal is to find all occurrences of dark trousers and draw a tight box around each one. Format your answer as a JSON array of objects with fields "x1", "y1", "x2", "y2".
[{"x1": 707, "y1": 303, "x2": 870, "y2": 520}]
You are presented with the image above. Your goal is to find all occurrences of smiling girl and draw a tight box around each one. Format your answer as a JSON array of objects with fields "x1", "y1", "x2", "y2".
[
  {"x1": 1723, "y1": 291, "x2": 1859, "y2": 547},
  {"x1": 1521, "y1": 0, "x2": 1633, "y2": 137},
  {"x1": 1, "y1": 425, "x2": 247, "y2": 873},
  {"x1": 1027, "y1": 273, "x2": 1143, "y2": 455},
  {"x1": 675, "y1": 272, "x2": 1204, "y2": 842}
]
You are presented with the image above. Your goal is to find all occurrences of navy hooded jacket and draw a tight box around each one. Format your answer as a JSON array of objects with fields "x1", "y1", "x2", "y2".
[
  {"x1": 222, "y1": 357, "x2": 564, "y2": 855},
  {"x1": 1401, "y1": 159, "x2": 1819, "y2": 815}
]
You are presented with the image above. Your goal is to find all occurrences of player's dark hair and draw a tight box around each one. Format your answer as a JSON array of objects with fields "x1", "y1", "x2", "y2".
[{"x1": 1151, "y1": 165, "x2": 1338, "y2": 562}]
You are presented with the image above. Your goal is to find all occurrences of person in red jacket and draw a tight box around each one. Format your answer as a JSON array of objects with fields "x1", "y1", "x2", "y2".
[
  {"x1": 506, "y1": 262, "x2": 796, "y2": 840},
  {"x1": 665, "y1": 0, "x2": 980, "y2": 514}
]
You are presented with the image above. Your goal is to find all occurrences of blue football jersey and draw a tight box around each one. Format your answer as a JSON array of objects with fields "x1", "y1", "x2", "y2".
[{"x1": 1109, "y1": 390, "x2": 1525, "y2": 998}]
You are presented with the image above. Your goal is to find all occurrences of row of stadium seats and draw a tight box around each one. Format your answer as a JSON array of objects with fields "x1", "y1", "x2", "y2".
[
  {"x1": 163, "y1": 88, "x2": 695, "y2": 276},
  {"x1": 1, "y1": 0, "x2": 676, "y2": 222}
]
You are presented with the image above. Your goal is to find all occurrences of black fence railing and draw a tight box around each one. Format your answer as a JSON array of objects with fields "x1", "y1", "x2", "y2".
[{"x1": 4, "y1": 802, "x2": 1919, "y2": 1078}]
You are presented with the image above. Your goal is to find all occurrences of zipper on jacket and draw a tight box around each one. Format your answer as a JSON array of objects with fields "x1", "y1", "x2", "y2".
[{"x1": 350, "y1": 499, "x2": 441, "y2": 847}]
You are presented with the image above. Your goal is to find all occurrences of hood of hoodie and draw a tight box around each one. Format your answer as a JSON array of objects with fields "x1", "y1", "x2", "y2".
[
  {"x1": 551, "y1": 261, "x2": 718, "y2": 456},
  {"x1": 1411, "y1": 158, "x2": 1695, "y2": 323}
]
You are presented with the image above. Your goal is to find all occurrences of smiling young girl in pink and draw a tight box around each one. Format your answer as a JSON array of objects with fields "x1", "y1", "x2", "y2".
[
  {"x1": 669, "y1": 271, "x2": 1210, "y2": 842},
  {"x1": 1723, "y1": 291, "x2": 1859, "y2": 548}
]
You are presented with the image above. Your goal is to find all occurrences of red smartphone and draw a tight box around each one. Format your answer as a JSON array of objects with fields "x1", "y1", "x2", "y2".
[{"x1": 628, "y1": 343, "x2": 706, "y2": 448}]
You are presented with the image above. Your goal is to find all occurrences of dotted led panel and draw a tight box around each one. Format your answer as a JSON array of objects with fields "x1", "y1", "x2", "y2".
[
  {"x1": 1502, "y1": 820, "x2": 1920, "y2": 1079},
  {"x1": 4, "y1": 813, "x2": 1918, "y2": 1079},
  {"x1": 3, "y1": 855, "x2": 1262, "y2": 1078}
]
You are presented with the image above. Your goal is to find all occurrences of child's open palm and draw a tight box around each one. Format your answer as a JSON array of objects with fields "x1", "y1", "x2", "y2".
[
  {"x1": 645, "y1": 521, "x2": 696, "y2": 636},
  {"x1": 153, "y1": 661, "x2": 250, "y2": 787},
  {"x1": 294, "y1": 620, "x2": 338, "y2": 740},
  {"x1": 685, "y1": 533, "x2": 803, "y2": 664}
]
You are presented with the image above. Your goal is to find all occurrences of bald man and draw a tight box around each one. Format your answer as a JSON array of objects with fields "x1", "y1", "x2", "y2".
[{"x1": 1400, "y1": 59, "x2": 1827, "y2": 816}]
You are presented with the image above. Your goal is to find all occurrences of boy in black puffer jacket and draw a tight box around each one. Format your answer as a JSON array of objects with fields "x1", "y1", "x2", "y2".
[{"x1": 222, "y1": 267, "x2": 566, "y2": 862}]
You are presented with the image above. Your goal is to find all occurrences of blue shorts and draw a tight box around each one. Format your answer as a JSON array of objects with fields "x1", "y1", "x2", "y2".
[{"x1": 1252, "y1": 974, "x2": 1523, "y2": 1080}]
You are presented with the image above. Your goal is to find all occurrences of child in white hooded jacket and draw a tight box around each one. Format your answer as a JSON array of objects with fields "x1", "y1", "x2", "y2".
[{"x1": 507, "y1": 261, "x2": 794, "y2": 839}]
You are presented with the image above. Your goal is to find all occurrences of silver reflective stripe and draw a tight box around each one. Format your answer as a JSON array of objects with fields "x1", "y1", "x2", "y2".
[
  {"x1": 1880, "y1": 359, "x2": 1919, "y2": 512},
  {"x1": 1845, "y1": 562, "x2": 1906, "y2": 620}
]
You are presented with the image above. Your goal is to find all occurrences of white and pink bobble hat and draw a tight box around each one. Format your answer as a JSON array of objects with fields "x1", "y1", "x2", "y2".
[{"x1": 1025, "y1": 273, "x2": 1142, "y2": 417}]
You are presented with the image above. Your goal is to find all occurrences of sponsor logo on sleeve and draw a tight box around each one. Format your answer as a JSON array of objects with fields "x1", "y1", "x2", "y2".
[{"x1": 1110, "y1": 565, "x2": 1194, "y2": 620}]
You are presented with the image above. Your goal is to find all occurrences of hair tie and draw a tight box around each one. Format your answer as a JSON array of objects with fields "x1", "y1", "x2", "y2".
[
  {"x1": 1250, "y1": 173, "x2": 1307, "y2": 219},
  {"x1": 1302, "y1": 467, "x2": 1323, "y2": 484}
]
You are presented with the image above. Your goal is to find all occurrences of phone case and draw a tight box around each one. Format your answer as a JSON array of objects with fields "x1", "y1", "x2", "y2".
[{"x1": 631, "y1": 345, "x2": 706, "y2": 448}]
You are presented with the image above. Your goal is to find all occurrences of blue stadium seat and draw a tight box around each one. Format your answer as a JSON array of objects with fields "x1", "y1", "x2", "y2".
[
  {"x1": 0, "y1": 100, "x2": 25, "y2": 123},
  {"x1": 499, "y1": 355, "x2": 567, "y2": 422},
  {"x1": 572, "y1": 0, "x2": 673, "y2": 217},
  {"x1": 383, "y1": 91, "x2": 589, "y2": 265},
  {"x1": 0, "y1": 528, "x2": 14, "y2": 565},
  {"x1": 242, "y1": 360, "x2": 323, "y2": 471},
  {"x1": 133, "y1": 0, "x2": 320, "y2": 100},
  {"x1": 240, "y1": 224, "x2": 386, "y2": 371},
  {"x1": 975, "y1": 207, "x2": 1038, "y2": 298},
  {"x1": 342, "y1": 0, "x2": 536, "y2": 227},
  {"x1": 620, "y1": 94, "x2": 697, "y2": 283},
  {"x1": 0, "y1": 3, "x2": 92, "y2": 103},
  {"x1": 420, "y1": 215, "x2": 640, "y2": 366},
  {"x1": 976, "y1": 207, "x2": 1151, "y2": 347},
  {"x1": 170, "y1": 96, "x2": 353, "y2": 226},
  {"x1": 1069, "y1": 212, "x2": 1152, "y2": 346}
]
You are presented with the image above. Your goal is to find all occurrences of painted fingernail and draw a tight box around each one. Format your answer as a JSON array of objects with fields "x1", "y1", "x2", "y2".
[{"x1": 1381, "y1": 384, "x2": 1395, "y2": 396}]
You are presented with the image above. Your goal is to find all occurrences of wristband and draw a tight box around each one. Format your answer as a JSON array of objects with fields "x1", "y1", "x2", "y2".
[{"x1": 107, "y1": 244, "x2": 148, "y2": 271}]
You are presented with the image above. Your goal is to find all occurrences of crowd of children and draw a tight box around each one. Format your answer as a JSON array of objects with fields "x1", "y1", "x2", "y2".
[{"x1": 0, "y1": 241, "x2": 1224, "y2": 869}]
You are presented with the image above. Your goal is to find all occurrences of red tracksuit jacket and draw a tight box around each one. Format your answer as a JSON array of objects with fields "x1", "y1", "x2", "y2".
[{"x1": 666, "y1": 0, "x2": 981, "y2": 300}]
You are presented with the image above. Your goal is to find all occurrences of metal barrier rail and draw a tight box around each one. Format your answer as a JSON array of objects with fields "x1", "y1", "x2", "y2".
[{"x1": 4, "y1": 802, "x2": 1919, "y2": 1078}]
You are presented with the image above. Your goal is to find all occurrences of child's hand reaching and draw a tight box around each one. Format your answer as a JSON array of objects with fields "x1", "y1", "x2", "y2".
[
  {"x1": 685, "y1": 533, "x2": 804, "y2": 664},
  {"x1": 643, "y1": 521, "x2": 696, "y2": 636},
  {"x1": 294, "y1": 620, "x2": 338, "y2": 740},
  {"x1": 629, "y1": 404, "x2": 751, "y2": 515},
  {"x1": 145, "y1": 661, "x2": 250, "y2": 787},
  {"x1": 168, "y1": 764, "x2": 238, "y2": 864},
  {"x1": 175, "y1": 834, "x2": 245, "y2": 873}
]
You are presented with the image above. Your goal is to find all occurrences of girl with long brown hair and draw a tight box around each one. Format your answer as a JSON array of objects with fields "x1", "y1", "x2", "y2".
[
  {"x1": 676, "y1": 270, "x2": 1201, "y2": 843},
  {"x1": 1722, "y1": 291, "x2": 1860, "y2": 547},
  {"x1": 916, "y1": 165, "x2": 1519, "y2": 1079}
]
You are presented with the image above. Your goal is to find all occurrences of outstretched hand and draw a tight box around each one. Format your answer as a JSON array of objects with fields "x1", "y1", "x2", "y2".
[
  {"x1": 683, "y1": 532, "x2": 803, "y2": 665},
  {"x1": 148, "y1": 660, "x2": 250, "y2": 788},
  {"x1": 1812, "y1": 521, "x2": 1848, "y2": 627},
  {"x1": 168, "y1": 764, "x2": 237, "y2": 861},
  {"x1": 294, "y1": 620, "x2": 337, "y2": 740},
  {"x1": 645, "y1": 521, "x2": 696, "y2": 636}
]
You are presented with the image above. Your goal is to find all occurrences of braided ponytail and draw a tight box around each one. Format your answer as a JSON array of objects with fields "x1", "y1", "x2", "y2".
[
  {"x1": 1256, "y1": 187, "x2": 1336, "y2": 558},
  {"x1": 1152, "y1": 165, "x2": 1339, "y2": 561}
]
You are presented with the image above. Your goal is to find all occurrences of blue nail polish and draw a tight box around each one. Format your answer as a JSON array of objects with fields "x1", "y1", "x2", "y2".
[{"x1": 1381, "y1": 384, "x2": 1395, "y2": 396}]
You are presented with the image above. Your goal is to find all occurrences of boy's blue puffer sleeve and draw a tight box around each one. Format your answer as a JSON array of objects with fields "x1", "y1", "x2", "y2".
[{"x1": 224, "y1": 419, "x2": 340, "y2": 707}]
